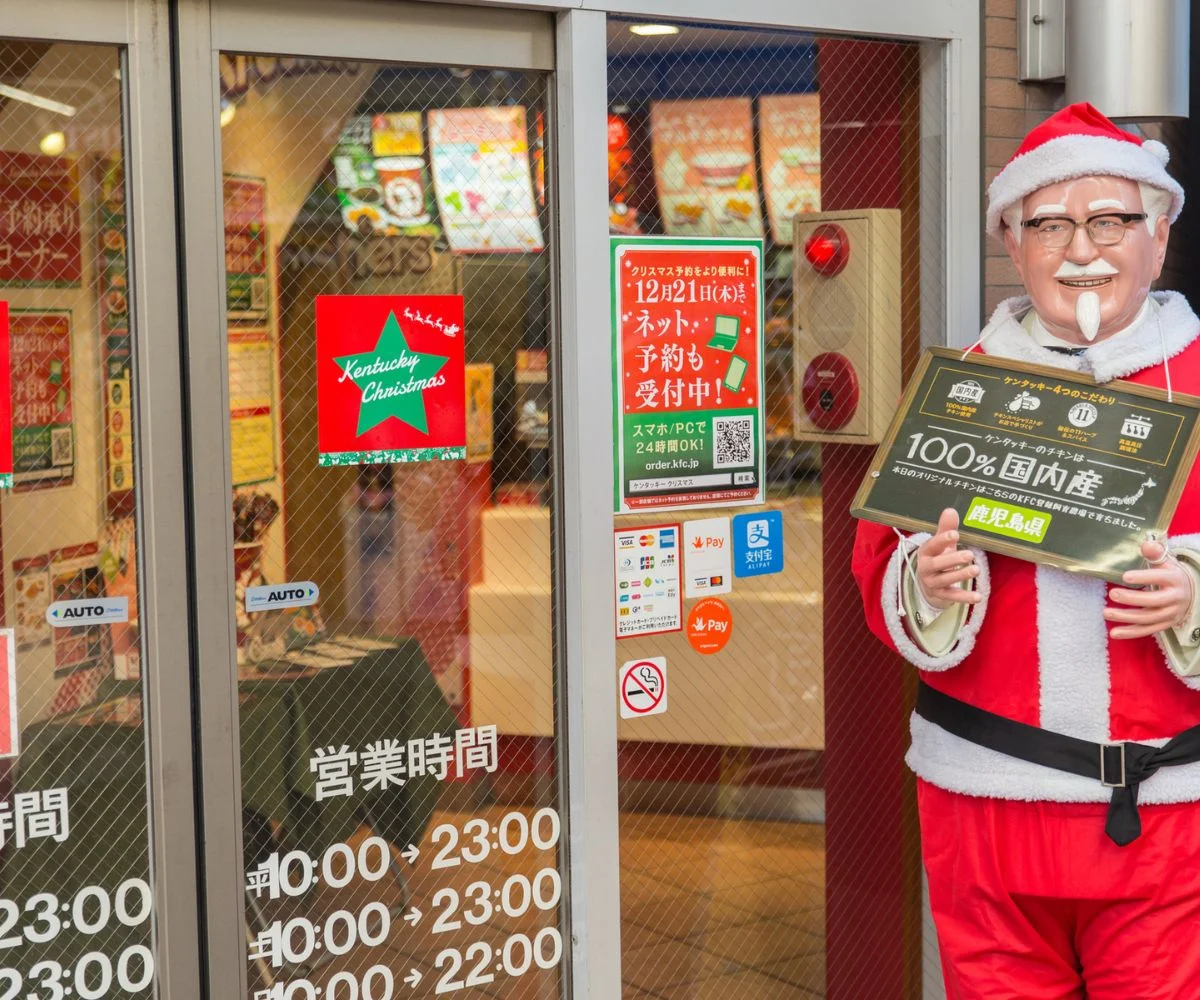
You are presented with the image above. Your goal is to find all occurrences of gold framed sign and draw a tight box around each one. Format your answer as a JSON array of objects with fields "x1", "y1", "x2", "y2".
[{"x1": 851, "y1": 347, "x2": 1200, "y2": 582}]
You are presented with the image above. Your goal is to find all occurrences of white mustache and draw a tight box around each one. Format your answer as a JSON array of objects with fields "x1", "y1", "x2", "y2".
[{"x1": 1054, "y1": 259, "x2": 1119, "y2": 279}]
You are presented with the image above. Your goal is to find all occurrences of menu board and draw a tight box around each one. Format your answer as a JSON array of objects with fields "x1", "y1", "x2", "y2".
[
  {"x1": 95, "y1": 158, "x2": 135, "y2": 508},
  {"x1": 0, "y1": 152, "x2": 82, "y2": 286},
  {"x1": 228, "y1": 328, "x2": 277, "y2": 486},
  {"x1": 649, "y1": 99, "x2": 764, "y2": 239},
  {"x1": 428, "y1": 107, "x2": 544, "y2": 253},
  {"x1": 514, "y1": 349, "x2": 549, "y2": 449},
  {"x1": 224, "y1": 175, "x2": 268, "y2": 322},
  {"x1": 11, "y1": 310, "x2": 73, "y2": 491},
  {"x1": 101, "y1": 518, "x2": 140, "y2": 681},
  {"x1": 49, "y1": 543, "x2": 110, "y2": 679},
  {"x1": 759, "y1": 94, "x2": 822, "y2": 244},
  {"x1": 12, "y1": 555, "x2": 51, "y2": 650},
  {"x1": 332, "y1": 114, "x2": 440, "y2": 238}
]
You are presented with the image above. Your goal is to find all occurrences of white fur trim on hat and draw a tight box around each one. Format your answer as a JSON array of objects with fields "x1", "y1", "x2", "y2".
[{"x1": 986, "y1": 133, "x2": 1185, "y2": 237}]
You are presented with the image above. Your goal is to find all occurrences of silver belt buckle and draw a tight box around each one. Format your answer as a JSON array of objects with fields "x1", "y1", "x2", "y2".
[{"x1": 1100, "y1": 742, "x2": 1126, "y2": 788}]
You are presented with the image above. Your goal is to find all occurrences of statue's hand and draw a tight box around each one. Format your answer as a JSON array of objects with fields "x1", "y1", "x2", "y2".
[
  {"x1": 1104, "y1": 539, "x2": 1195, "y2": 639},
  {"x1": 915, "y1": 508, "x2": 982, "y2": 610}
]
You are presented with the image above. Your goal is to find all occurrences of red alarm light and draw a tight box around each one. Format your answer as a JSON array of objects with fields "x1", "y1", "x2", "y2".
[{"x1": 804, "y1": 224, "x2": 850, "y2": 277}]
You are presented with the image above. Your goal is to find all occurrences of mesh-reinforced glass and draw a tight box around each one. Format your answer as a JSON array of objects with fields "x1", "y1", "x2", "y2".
[
  {"x1": 0, "y1": 41, "x2": 157, "y2": 1000},
  {"x1": 607, "y1": 20, "x2": 938, "y2": 999},
  {"x1": 218, "y1": 55, "x2": 564, "y2": 1000}
]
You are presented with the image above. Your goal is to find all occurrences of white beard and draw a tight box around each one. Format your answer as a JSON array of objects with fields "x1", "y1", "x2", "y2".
[{"x1": 1076, "y1": 291, "x2": 1102, "y2": 341}]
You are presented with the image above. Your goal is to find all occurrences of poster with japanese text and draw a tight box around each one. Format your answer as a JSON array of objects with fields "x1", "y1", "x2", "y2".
[
  {"x1": 612, "y1": 237, "x2": 765, "y2": 513},
  {"x1": 0, "y1": 631, "x2": 17, "y2": 758},
  {"x1": 465, "y1": 363, "x2": 494, "y2": 464},
  {"x1": 0, "y1": 302, "x2": 10, "y2": 488},
  {"x1": 0, "y1": 152, "x2": 81, "y2": 286},
  {"x1": 101, "y1": 518, "x2": 140, "y2": 681},
  {"x1": 106, "y1": 375, "x2": 134, "y2": 494},
  {"x1": 224, "y1": 174, "x2": 268, "y2": 321},
  {"x1": 852, "y1": 348, "x2": 1200, "y2": 582},
  {"x1": 331, "y1": 113, "x2": 440, "y2": 238},
  {"x1": 12, "y1": 555, "x2": 50, "y2": 650},
  {"x1": 317, "y1": 295, "x2": 466, "y2": 465},
  {"x1": 11, "y1": 310, "x2": 73, "y2": 491},
  {"x1": 49, "y1": 543, "x2": 111, "y2": 679},
  {"x1": 428, "y1": 107, "x2": 544, "y2": 253},
  {"x1": 229, "y1": 328, "x2": 277, "y2": 485},
  {"x1": 759, "y1": 94, "x2": 822, "y2": 244},
  {"x1": 649, "y1": 99, "x2": 764, "y2": 239},
  {"x1": 514, "y1": 349, "x2": 550, "y2": 449}
]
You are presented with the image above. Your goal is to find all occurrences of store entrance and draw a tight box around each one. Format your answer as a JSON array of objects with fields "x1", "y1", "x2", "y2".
[
  {"x1": 0, "y1": 2, "x2": 943, "y2": 996},
  {"x1": 175, "y1": 4, "x2": 569, "y2": 997}
]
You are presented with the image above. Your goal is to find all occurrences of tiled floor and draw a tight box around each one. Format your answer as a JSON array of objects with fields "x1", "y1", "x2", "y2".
[
  {"x1": 619, "y1": 810, "x2": 825, "y2": 999},
  {"x1": 246, "y1": 805, "x2": 825, "y2": 999}
]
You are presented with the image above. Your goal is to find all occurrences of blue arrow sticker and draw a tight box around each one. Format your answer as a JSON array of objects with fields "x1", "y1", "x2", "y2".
[{"x1": 45, "y1": 597, "x2": 129, "y2": 627}]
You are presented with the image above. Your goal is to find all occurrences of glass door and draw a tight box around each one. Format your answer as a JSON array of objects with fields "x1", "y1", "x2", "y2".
[
  {"x1": 176, "y1": 3, "x2": 567, "y2": 997},
  {"x1": 0, "y1": 2, "x2": 199, "y2": 999}
]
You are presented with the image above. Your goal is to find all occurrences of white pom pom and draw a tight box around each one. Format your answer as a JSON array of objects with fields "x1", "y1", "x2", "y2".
[{"x1": 1143, "y1": 139, "x2": 1170, "y2": 166}]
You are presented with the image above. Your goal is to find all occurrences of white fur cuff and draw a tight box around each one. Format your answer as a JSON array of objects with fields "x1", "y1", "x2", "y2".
[
  {"x1": 1156, "y1": 533, "x2": 1200, "y2": 690},
  {"x1": 880, "y1": 532, "x2": 989, "y2": 671}
]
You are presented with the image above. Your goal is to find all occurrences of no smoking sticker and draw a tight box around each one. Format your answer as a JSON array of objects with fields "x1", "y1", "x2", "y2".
[{"x1": 620, "y1": 657, "x2": 668, "y2": 718}]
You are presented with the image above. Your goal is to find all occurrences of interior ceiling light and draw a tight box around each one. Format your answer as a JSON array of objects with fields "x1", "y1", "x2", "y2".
[
  {"x1": 39, "y1": 132, "x2": 66, "y2": 157},
  {"x1": 629, "y1": 23, "x2": 680, "y2": 36},
  {"x1": 219, "y1": 101, "x2": 237, "y2": 128},
  {"x1": 0, "y1": 84, "x2": 76, "y2": 117}
]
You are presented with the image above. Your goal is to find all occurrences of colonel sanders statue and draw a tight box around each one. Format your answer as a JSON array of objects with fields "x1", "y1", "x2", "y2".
[{"x1": 854, "y1": 103, "x2": 1200, "y2": 999}]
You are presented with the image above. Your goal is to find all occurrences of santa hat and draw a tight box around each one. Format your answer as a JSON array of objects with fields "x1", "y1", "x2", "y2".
[{"x1": 986, "y1": 102, "x2": 1184, "y2": 237}]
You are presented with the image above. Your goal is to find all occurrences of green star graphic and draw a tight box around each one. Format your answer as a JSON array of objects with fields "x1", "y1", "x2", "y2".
[{"x1": 335, "y1": 312, "x2": 449, "y2": 435}]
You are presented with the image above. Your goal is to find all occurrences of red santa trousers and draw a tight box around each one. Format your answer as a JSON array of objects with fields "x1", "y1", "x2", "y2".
[{"x1": 918, "y1": 780, "x2": 1200, "y2": 999}]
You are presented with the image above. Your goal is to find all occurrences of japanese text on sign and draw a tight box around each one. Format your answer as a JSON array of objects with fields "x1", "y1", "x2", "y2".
[
  {"x1": 613, "y1": 237, "x2": 765, "y2": 512},
  {"x1": 853, "y1": 349, "x2": 1200, "y2": 581},
  {"x1": 309, "y1": 725, "x2": 497, "y2": 801}
]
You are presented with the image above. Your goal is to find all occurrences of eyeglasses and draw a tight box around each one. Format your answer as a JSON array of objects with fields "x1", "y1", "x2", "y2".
[{"x1": 1020, "y1": 212, "x2": 1147, "y2": 249}]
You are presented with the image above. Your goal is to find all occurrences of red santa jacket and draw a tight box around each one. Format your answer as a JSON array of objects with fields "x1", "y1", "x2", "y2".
[{"x1": 853, "y1": 291, "x2": 1200, "y2": 804}]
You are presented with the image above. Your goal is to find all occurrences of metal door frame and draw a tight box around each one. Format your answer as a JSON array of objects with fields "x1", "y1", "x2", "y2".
[
  {"x1": 1, "y1": 2, "x2": 201, "y2": 998},
  {"x1": 171, "y1": 3, "x2": 621, "y2": 996}
]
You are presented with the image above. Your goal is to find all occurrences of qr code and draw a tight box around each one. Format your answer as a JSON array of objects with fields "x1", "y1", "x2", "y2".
[
  {"x1": 51, "y1": 428, "x2": 73, "y2": 467},
  {"x1": 713, "y1": 415, "x2": 754, "y2": 468}
]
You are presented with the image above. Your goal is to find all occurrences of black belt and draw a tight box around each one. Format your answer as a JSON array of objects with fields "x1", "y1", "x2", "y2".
[{"x1": 915, "y1": 680, "x2": 1200, "y2": 846}]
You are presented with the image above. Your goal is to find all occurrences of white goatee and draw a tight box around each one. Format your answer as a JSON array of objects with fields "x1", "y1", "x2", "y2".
[{"x1": 1076, "y1": 291, "x2": 1102, "y2": 342}]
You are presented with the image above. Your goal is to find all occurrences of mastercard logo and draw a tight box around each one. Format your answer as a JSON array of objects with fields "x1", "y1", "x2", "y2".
[{"x1": 638, "y1": 534, "x2": 656, "y2": 547}]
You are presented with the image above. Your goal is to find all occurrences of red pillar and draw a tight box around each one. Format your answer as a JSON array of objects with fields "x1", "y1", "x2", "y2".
[{"x1": 818, "y1": 38, "x2": 922, "y2": 999}]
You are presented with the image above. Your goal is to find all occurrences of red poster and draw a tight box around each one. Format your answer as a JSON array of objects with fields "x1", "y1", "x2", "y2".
[
  {"x1": 0, "y1": 630, "x2": 17, "y2": 758},
  {"x1": 0, "y1": 303, "x2": 11, "y2": 489},
  {"x1": 612, "y1": 237, "x2": 765, "y2": 512},
  {"x1": 224, "y1": 175, "x2": 268, "y2": 320},
  {"x1": 11, "y1": 310, "x2": 73, "y2": 490},
  {"x1": 316, "y1": 295, "x2": 466, "y2": 465},
  {"x1": 0, "y1": 153, "x2": 81, "y2": 286}
]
